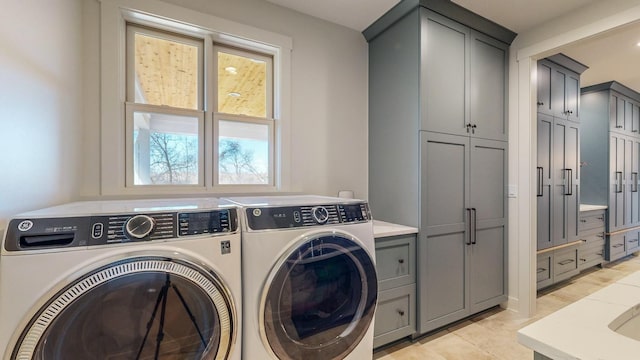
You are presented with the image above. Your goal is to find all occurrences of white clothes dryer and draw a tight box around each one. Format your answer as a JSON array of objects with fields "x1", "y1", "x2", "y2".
[
  {"x1": 225, "y1": 195, "x2": 377, "y2": 360},
  {"x1": 0, "y1": 198, "x2": 242, "y2": 360}
]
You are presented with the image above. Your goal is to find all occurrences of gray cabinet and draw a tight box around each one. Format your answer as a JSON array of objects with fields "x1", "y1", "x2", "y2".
[
  {"x1": 537, "y1": 57, "x2": 585, "y2": 122},
  {"x1": 365, "y1": 0, "x2": 514, "y2": 336},
  {"x1": 536, "y1": 55, "x2": 585, "y2": 256},
  {"x1": 373, "y1": 234, "x2": 416, "y2": 348},
  {"x1": 423, "y1": 12, "x2": 508, "y2": 141},
  {"x1": 582, "y1": 81, "x2": 640, "y2": 262},
  {"x1": 536, "y1": 113, "x2": 581, "y2": 250},
  {"x1": 577, "y1": 209, "x2": 606, "y2": 271},
  {"x1": 420, "y1": 132, "x2": 506, "y2": 331}
]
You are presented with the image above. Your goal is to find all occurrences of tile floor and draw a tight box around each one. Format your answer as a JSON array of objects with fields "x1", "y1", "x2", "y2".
[{"x1": 374, "y1": 255, "x2": 640, "y2": 360}]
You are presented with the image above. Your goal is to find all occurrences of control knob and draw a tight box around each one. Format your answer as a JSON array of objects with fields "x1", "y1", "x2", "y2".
[
  {"x1": 311, "y1": 206, "x2": 329, "y2": 224},
  {"x1": 124, "y1": 214, "x2": 155, "y2": 239}
]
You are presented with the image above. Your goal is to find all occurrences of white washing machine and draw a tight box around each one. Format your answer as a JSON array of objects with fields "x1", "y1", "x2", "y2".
[
  {"x1": 225, "y1": 195, "x2": 377, "y2": 360},
  {"x1": 0, "y1": 198, "x2": 242, "y2": 360}
]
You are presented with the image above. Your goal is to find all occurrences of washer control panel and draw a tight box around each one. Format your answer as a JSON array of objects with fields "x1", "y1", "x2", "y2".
[
  {"x1": 245, "y1": 202, "x2": 370, "y2": 230},
  {"x1": 5, "y1": 209, "x2": 238, "y2": 251}
]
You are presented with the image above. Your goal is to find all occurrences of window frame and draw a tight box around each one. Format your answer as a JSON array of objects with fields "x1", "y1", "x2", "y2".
[
  {"x1": 213, "y1": 45, "x2": 274, "y2": 187},
  {"x1": 100, "y1": 0, "x2": 292, "y2": 196}
]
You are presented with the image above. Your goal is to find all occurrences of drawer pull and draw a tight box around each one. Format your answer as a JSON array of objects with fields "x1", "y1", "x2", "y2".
[
  {"x1": 580, "y1": 258, "x2": 586, "y2": 262},
  {"x1": 597, "y1": 233, "x2": 604, "y2": 238},
  {"x1": 630, "y1": 239, "x2": 639, "y2": 243},
  {"x1": 580, "y1": 239, "x2": 587, "y2": 242},
  {"x1": 398, "y1": 259, "x2": 405, "y2": 264},
  {"x1": 597, "y1": 217, "x2": 604, "y2": 220},
  {"x1": 580, "y1": 219, "x2": 587, "y2": 223},
  {"x1": 397, "y1": 310, "x2": 405, "y2": 316},
  {"x1": 613, "y1": 244, "x2": 624, "y2": 248},
  {"x1": 537, "y1": 267, "x2": 546, "y2": 273},
  {"x1": 558, "y1": 259, "x2": 575, "y2": 266},
  {"x1": 596, "y1": 252, "x2": 603, "y2": 256}
]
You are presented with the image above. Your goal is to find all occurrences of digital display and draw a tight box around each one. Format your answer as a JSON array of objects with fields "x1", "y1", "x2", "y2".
[
  {"x1": 246, "y1": 207, "x2": 304, "y2": 230},
  {"x1": 179, "y1": 210, "x2": 231, "y2": 235}
]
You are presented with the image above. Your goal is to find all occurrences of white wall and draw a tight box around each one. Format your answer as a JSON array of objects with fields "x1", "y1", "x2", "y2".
[
  {"x1": 0, "y1": 0, "x2": 84, "y2": 229},
  {"x1": 80, "y1": 0, "x2": 369, "y2": 200},
  {"x1": 507, "y1": 0, "x2": 640, "y2": 317}
]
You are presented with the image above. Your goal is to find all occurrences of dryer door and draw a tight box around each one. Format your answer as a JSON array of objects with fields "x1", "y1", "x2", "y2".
[
  {"x1": 261, "y1": 233, "x2": 377, "y2": 360},
  {"x1": 12, "y1": 256, "x2": 236, "y2": 360}
]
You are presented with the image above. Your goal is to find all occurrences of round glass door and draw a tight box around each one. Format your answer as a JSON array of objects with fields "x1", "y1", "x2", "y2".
[
  {"x1": 261, "y1": 233, "x2": 377, "y2": 360},
  {"x1": 13, "y1": 256, "x2": 235, "y2": 360}
]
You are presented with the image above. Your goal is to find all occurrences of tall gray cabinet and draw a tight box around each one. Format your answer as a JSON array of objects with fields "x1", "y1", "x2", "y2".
[
  {"x1": 535, "y1": 55, "x2": 587, "y2": 290},
  {"x1": 364, "y1": 0, "x2": 515, "y2": 335},
  {"x1": 581, "y1": 81, "x2": 640, "y2": 261}
]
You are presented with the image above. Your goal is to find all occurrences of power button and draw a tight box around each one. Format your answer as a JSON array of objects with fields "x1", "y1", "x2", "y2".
[{"x1": 92, "y1": 223, "x2": 104, "y2": 239}]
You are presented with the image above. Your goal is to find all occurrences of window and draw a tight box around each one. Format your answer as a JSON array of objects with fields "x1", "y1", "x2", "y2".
[{"x1": 100, "y1": 0, "x2": 292, "y2": 195}]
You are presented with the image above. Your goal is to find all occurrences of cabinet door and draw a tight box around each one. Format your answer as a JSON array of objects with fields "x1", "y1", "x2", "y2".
[
  {"x1": 631, "y1": 139, "x2": 640, "y2": 226},
  {"x1": 469, "y1": 32, "x2": 507, "y2": 141},
  {"x1": 633, "y1": 103, "x2": 640, "y2": 134},
  {"x1": 552, "y1": 120, "x2": 569, "y2": 246},
  {"x1": 564, "y1": 120, "x2": 580, "y2": 243},
  {"x1": 565, "y1": 72, "x2": 580, "y2": 122},
  {"x1": 537, "y1": 114, "x2": 553, "y2": 250},
  {"x1": 610, "y1": 134, "x2": 626, "y2": 231},
  {"x1": 611, "y1": 94, "x2": 625, "y2": 131},
  {"x1": 469, "y1": 138, "x2": 507, "y2": 311},
  {"x1": 626, "y1": 100, "x2": 634, "y2": 134},
  {"x1": 420, "y1": 132, "x2": 470, "y2": 332},
  {"x1": 551, "y1": 67, "x2": 568, "y2": 119},
  {"x1": 537, "y1": 61, "x2": 553, "y2": 116},
  {"x1": 423, "y1": 13, "x2": 468, "y2": 136}
]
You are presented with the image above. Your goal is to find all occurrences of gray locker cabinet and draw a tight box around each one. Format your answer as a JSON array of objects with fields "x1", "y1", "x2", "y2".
[
  {"x1": 536, "y1": 113, "x2": 580, "y2": 250},
  {"x1": 581, "y1": 82, "x2": 640, "y2": 235},
  {"x1": 365, "y1": 0, "x2": 514, "y2": 338},
  {"x1": 420, "y1": 132, "x2": 507, "y2": 332}
]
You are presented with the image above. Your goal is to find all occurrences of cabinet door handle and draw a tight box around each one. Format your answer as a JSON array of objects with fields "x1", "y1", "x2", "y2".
[
  {"x1": 617, "y1": 125, "x2": 624, "y2": 128},
  {"x1": 597, "y1": 217, "x2": 604, "y2": 221},
  {"x1": 472, "y1": 208, "x2": 477, "y2": 245},
  {"x1": 466, "y1": 208, "x2": 472, "y2": 245},
  {"x1": 633, "y1": 172, "x2": 638, "y2": 193},
  {"x1": 613, "y1": 244, "x2": 624, "y2": 248},
  {"x1": 558, "y1": 259, "x2": 575, "y2": 266},
  {"x1": 616, "y1": 171, "x2": 624, "y2": 193},
  {"x1": 471, "y1": 124, "x2": 477, "y2": 134},
  {"x1": 466, "y1": 123, "x2": 471, "y2": 133},
  {"x1": 580, "y1": 238, "x2": 587, "y2": 242},
  {"x1": 564, "y1": 169, "x2": 573, "y2": 196},
  {"x1": 629, "y1": 239, "x2": 639, "y2": 243},
  {"x1": 580, "y1": 219, "x2": 587, "y2": 223},
  {"x1": 398, "y1": 259, "x2": 405, "y2": 264},
  {"x1": 580, "y1": 258, "x2": 587, "y2": 262},
  {"x1": 537, "y1": 267, "x2": 546, "y2": 273},
  {"x1": 537, "y1": 101, "x2": 544, "y2": 106},
  {"x1": 537, "y1": 167, "x2": 544, "y2": 197},
  {"x1": 397, "y1": 309, "x2": 405, "y2": 316}
]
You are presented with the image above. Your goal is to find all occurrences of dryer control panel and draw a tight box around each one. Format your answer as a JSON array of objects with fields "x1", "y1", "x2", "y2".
[
  {"x1": 5, "y1": 209, "x2": 238, "y2": 251},
  {"x1": 245, "y1": 202, "x2": 370, "y2": 230}
]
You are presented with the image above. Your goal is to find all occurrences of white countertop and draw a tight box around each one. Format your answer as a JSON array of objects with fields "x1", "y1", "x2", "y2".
[
  {"x1": 372, "y1": 220, "x2": 418, "y2": 238},
  {"x1": 518, "y1": 271, "x2": 640, "y2": 359},
  {"x1": 580, "y1": 204, "x2": 608, "y2": 212}
]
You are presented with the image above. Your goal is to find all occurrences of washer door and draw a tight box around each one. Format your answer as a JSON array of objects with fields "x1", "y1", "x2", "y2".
[
  {"x1": 261, "y1": 233, "x2": 377, "y2": 360},
  {"x1": 12, "y1": 256, "x2": 236, "y2": 360}
]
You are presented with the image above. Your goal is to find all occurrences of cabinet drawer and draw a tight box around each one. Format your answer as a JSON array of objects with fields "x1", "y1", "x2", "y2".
[
  {"x1": 608, "y1": 233, "x2": 626, "y2": 260},
  {"x1": 374, "y1": 285, "x2": 416, "y2": 348},
  {"x1": 578, "y1": 211, "x2": 606, "y2": 232},
  {"x1": 578, "y1": 245, "x2": 605, "y2": 268},
  {"x1": 536, "y1": 253, "x2": 553, "y2": 290},
  {"x1": 553, "y1": 247, "x2": 579, "y2": 282},
  {"x1": 579, "y1": 231, "x2": 605, "y2": 246},
  {"x1": 375, "y1": 234, "x2": 416, "y2": 290},
  {"x1": 626, "y1": 231, "x2": 640, "y2": 253}
]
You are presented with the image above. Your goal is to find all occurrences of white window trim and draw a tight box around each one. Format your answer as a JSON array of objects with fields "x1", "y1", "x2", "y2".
[{"x1": 100, "y1": 0, "x2": 292, "y2": 196}]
